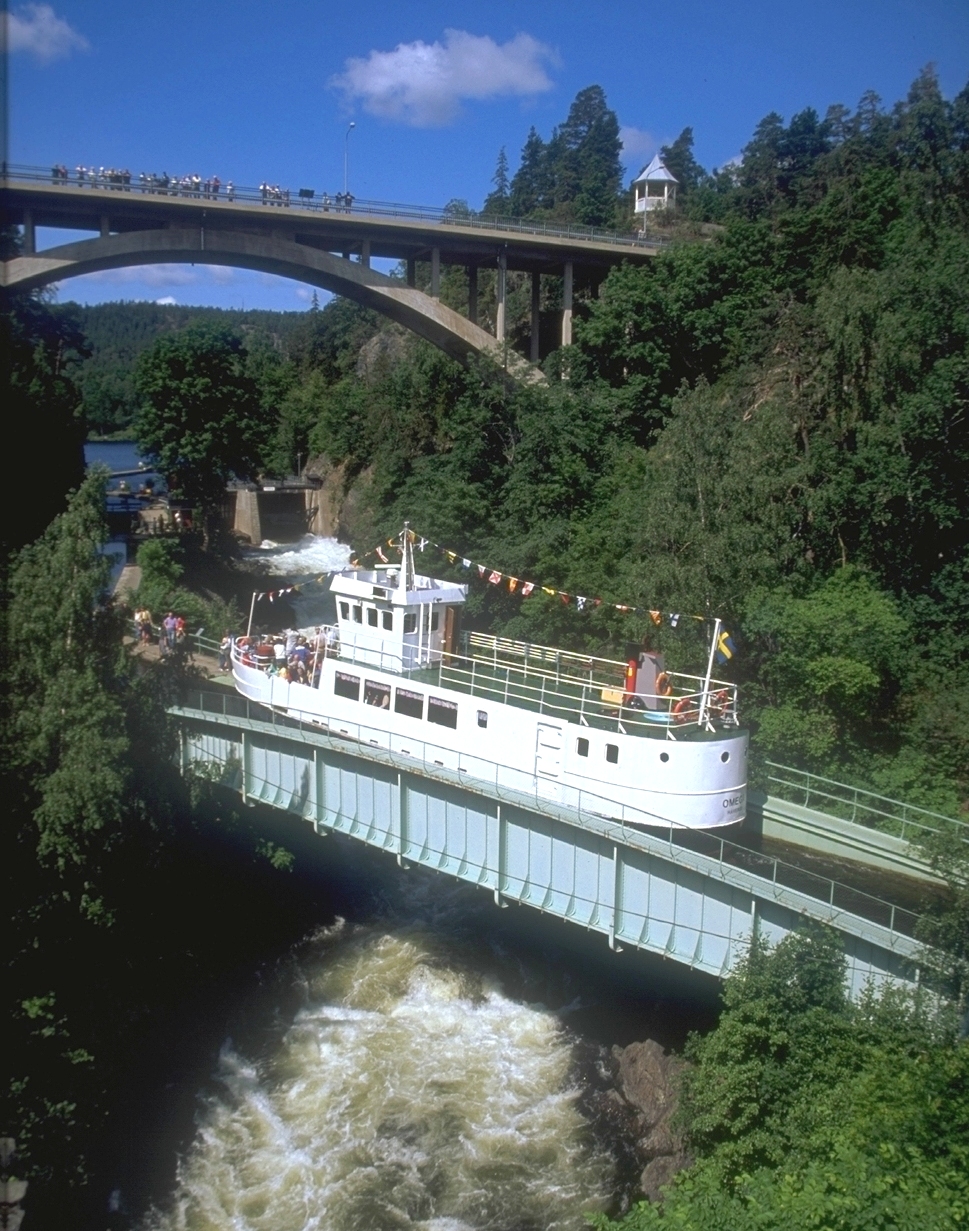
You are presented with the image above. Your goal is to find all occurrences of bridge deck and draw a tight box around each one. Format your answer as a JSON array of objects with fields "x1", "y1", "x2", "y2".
[{"x1": 3, "y1": 167, "x2": 667, "y2": 272}]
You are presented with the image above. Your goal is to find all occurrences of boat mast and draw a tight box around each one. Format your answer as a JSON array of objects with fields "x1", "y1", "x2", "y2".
[
  {"x1": 697, "y1": 617, "x2": 721, "y2": 727},
  {"x1": 398, "y1": 522, "x2": 414, "y2": 595}
]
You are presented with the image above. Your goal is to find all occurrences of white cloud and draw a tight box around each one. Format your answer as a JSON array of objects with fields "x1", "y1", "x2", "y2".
[
  {"x1": 619, "y1": 125, "x2": 658, "y2": 168},
  {"x1": 6, "y1": 4, "x2": 88, "y2": 63},
  {"x1": 331, "y1": 29, "x2": 557, "y2": 127},
  {"x1": 155, "y1": 296, "x2": 177, "y2": 305},
  {"x1": 80, "y1": 265, "x2": 201, "y2": 289}
]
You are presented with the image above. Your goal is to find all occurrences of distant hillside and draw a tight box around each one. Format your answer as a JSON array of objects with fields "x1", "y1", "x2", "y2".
[{"x1": 61, "y1": 301, "x2": 310, "y2": 436}]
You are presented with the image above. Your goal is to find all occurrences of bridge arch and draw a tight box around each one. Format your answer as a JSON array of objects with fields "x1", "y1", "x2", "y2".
[{"x1": 3, "y1": 227, "x2": 545, "y2": 383}]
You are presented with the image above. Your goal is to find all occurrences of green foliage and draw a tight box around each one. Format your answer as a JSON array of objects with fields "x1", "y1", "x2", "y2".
[
  {"x1": 504, "y1": 85, "x2": 625, "y2": 226},
  {"x1": 135, "y1": 323, "x2": 267, "y2": 533},
  {"x1": 1, "y1": 292, "x2": 87, "y2": 548},
  {"x1": 590, "y1": 930, "x2": 969, "y2": 1231},
  {"x1": 743, "y1": 570, "x2": 908, "y2": 766}
]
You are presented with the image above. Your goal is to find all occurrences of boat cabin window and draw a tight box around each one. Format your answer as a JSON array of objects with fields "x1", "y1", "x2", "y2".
[
  {"x1": 339, "y1": 602, "x2": 349, "y2": 620},
  {"x1": 334, "y1": 671, "x2": 360, "y2": 701},
  {"x1": 352, "y1": 605, "x2": 363, "y2": 623},
  {"x1": 364, "y1": 680, "x2": 390, "y2": 708},
  {"x1": 428, "y1": 696, "x2": 458, "y2": 729},
  {"x1": 403, "y1": 613, "x2": 418, "y2": 634},
  {"x1": 367, "y1": 607, "x2": 378, "y2": 627},
  {"x1": 477, "y1": 710, "x2": 488, "y2": 728},
  {"x1": 382, "y1": 611, "x2": 393, "y2": 631},
  {"x1": 432, "y1": 611, "x2": 439, "y2": 631},
  {"x1": 606, "y1": 744, "x2": 619, "y2": 764},
  {"x1": 395, "y1": 687, "x2": 424, "y2": 719},
  {"x1": 576, "y1": 737, "x2": 589, "y2": 757}
]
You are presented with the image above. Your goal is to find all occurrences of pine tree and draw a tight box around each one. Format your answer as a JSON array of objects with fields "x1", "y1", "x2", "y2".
[
  {"x1": 508, "y1": 127, "x2": 549, "y2": 217},
  {"x1": 659, "y1": 127, "x2": 706, "y2": 196},
  {"x1": 483, "y1": 147, "x2": 511, "y2": 215}
]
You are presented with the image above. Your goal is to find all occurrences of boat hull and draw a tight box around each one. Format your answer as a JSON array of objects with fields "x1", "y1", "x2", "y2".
[{"x1": 232, "y1": 657, "x2": 748, "y2": 830}]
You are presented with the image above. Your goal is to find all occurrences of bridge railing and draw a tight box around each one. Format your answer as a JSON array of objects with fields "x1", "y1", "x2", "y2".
[
  {"x1": 177, "y1": 686, "x2": 928, "y2": 943},
  {"x1": 4, "y1": 162, "x2": 671, "y2": 253},
  {"x1": 764, "y1": 761, "x2": 969, "y2": 849}
]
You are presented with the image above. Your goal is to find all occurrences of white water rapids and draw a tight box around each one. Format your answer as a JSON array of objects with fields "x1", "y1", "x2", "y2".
[
  {"x1": 246, "y1": 535, "x2": 352, "y2": 577},
  {"x1": 140, "y1": 919, "x2": 614, "y2": 1231}
]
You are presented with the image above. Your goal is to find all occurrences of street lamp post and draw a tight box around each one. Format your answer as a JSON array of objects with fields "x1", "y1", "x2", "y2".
[{"x1": 344, "y1": 122, "x2": 356, "y2": 198}]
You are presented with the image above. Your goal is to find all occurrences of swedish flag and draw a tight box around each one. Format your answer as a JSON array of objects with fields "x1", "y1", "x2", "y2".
[{"x1": 715, "y1": 629, "x2": 736, "y2": 665}]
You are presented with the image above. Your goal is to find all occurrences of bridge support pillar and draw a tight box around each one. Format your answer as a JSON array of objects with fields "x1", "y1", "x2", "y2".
[
  {"x1": 530, "y1": 272, "x2": 541, "y2": 363},
  {"x1": 431, "y1": 247, "x2": 440, "y2": 299},
  {"x1": 100, "y1": 214, "x2": 110, "y2": 239},
  {"x1": 22, "y1": 211, "x2": 35, "y2": 254},
  {"x1": 496, "y1": 251, "x2": 507, "y2": 343},
  {"x1": 468, "y1": 265, "x2": 478, "y2": 324},
  {"x1": 406, "y1": 257, "x2": 416, "y2": 288},
  {"x1": 360, "y1": 239, "x2": 370, "y2": 269},
  {"x1": 561, "y1": 261, "x2": 573, "y2": 348}
]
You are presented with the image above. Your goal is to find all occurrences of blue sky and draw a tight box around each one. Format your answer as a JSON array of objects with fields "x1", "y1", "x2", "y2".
[{"x1": 9, "y1": 0, "x2": 969, "y2": 311}]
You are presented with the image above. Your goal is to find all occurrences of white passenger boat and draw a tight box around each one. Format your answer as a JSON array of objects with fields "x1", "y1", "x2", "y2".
[{"x1": 232, "y1": 529, "x2": 748, "y2": 829}]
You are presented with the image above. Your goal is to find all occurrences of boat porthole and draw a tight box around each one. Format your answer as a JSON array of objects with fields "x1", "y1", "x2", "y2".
[
  {"x1": 660, "y1": 752, "x2": 669, "y2": 763},
  {"x1": 721, "y1": 751, "x2": 730, "y2": 762}
]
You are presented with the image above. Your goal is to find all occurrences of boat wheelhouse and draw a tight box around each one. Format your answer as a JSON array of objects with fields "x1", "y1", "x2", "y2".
[{"x1": 232, "y1": 531, "x2": 748, "y2": 829}]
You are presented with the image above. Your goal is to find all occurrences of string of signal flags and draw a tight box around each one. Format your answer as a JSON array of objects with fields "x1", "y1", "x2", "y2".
[{"x1": 249, "y1": 529, "x2": 737, "y2": 662}]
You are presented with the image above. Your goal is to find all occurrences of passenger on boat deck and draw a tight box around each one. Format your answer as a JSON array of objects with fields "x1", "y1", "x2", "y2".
[
  {"x1": 273, "y1": 638, "x2": 286, "y2": 663},
  {"x1": 290, "y1": 641, "x2": 309, "y2": 668},
  {"x1": 285, "y1": 629, "x2": 298, "y2": 656}
]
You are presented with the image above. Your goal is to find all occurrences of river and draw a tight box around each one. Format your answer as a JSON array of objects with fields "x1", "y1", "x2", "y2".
[{"x1": 134, "y1": 848, "x2": 717, "y2": 1231}]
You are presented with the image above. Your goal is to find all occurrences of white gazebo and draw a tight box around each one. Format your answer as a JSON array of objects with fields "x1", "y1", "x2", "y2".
[{"x1": 633, "y1": 154, "x2": 678, "y2": 213}]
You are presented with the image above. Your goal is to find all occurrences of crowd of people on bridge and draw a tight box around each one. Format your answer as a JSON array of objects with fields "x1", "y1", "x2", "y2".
[{"x1": 47, "y1": 163, "x2": 359, "y2": 211}]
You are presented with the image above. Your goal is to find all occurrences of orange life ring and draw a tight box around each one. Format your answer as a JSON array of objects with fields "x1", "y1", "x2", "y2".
[
  {"x1": 711, "y1": 689, "x2": 731, "y2": 718},
  {"x1": 655, "y1": 671, "x2": 673, "y2": 697},
  {"x1": 672, "y1": 696, "x2": 696, "y2": 724}
]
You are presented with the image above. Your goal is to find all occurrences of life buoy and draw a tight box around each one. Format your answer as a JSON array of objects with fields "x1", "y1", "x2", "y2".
[
  {"x1": 655, "y1": 671, "x2": 673, "y2": 697},
  {"x1": 711, "y1": 689, "x2": 731, "y2": 718},
  {"x1": 672, "y1": 696, "x2": 696, "y2": 724}
]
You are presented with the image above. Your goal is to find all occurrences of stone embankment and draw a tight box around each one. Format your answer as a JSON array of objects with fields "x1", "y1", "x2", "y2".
[
  {"x1": 611, "y1": 1040, "x2": 691, "y2": 1200},
  {"x1": 580, "y1": 1038, "x2": 691, "y2": 1209}
]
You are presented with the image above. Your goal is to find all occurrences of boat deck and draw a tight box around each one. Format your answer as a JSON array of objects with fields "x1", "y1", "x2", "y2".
[{"x1": 411, "y1": 658, "x2": 737, "y2": 741}]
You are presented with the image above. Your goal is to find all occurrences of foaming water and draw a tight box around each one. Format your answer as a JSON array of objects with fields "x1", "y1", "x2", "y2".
[
  {"x1": 248, "y1": 535, "x2": 352, "y2": 577},
  {"x1": 140, "y1": 921, "x2": 613, "y2": 1231}
]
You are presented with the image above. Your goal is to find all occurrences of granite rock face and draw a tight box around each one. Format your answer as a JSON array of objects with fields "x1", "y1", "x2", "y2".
[{"x1": 612, "y1": 1039, "x2": 691, "y2": 1202}]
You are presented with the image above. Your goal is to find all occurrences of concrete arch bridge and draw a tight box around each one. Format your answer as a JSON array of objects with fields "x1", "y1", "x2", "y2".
[{"x1": 1, "y1": 166, "x2": 666, "y2": 382}]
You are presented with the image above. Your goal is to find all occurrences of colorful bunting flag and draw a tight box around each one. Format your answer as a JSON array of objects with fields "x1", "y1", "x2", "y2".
[
  {"x1": 488, "y1": 570, "x2": 502, "y2": 585},
  {"x1": 508, "y1": 577, "x2": 519, "y2": 592},
  {"x1": 522, "y1": 582, "x2": 535, "y2": 597},
  {"x1": 649, "y1": 610, "x2": 662, "y2": 626}
]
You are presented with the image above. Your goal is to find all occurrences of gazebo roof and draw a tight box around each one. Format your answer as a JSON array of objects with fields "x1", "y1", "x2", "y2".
[{"x1": 633, "y1": 154, "x2": 678, "y2": 184}]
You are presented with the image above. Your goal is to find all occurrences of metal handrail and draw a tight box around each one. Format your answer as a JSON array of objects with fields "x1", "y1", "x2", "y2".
[
  {"x1": 231, "y1": 633, "x2": 738, "y2": 737},
  {"x1": 179, "y1": 685, "x2": 926, "y2": 944},
  {"x1": 4, "y1": 162, "x2": 671, "y2": 253},
  {"x1": 765, "y1": 761, "x2": 969, "y2": 846}
]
